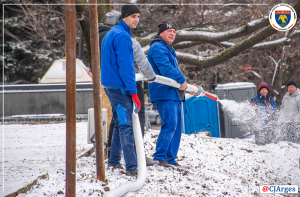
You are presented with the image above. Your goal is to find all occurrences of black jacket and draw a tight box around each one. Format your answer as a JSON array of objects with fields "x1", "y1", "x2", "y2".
[{"x1": 98, "y1": 23, "x2": 111, "y2": 58}]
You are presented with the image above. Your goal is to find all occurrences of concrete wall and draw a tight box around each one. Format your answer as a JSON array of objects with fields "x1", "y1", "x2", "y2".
[{"x1": 0, "y1": 90, "x2": 94, "y2": 116}]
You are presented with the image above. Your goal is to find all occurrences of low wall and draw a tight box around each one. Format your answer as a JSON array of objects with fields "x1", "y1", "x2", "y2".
[{"x1": 0, "y1": 89, "x2": 93, "y2": 116}]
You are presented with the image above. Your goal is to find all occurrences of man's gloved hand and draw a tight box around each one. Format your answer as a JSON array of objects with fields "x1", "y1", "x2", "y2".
[{"x1": 131, "y1": 94, "x2": 141, "y2": 114}]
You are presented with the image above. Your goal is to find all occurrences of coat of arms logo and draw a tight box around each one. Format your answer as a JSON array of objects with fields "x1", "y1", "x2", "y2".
[{"x1": 269, "y1": 3, "x2": 297, "y2": 31}]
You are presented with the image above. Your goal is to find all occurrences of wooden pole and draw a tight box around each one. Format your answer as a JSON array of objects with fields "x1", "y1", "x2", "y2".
[
  {"x1": 89, "y1": 0, "x2": 105, "y2": 181},
  {"x1": 65, "y1": 1, "x2": 76, "y2": 196}
]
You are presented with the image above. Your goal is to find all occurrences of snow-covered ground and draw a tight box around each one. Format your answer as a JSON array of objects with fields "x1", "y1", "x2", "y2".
[{"x1": 1, "y1": 121, "x2": 300, "y2": 197}]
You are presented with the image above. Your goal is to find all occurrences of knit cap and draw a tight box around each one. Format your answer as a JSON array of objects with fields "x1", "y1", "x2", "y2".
[
  {"x1": 121, "y1": 3, "x2": 140, "y2": 19},
  {"x1": 287, "y1": 80, "x2": 297, "y2": 88},
  {"x1": 105, "y1": 10, "x2": 121, "y2": 26},
  {"x1": 158, "y1": 21, "x2": 177, "y2": 34}
]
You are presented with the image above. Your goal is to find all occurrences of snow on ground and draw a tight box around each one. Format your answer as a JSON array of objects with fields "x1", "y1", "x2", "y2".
[
  {"x1": 1, "y1": 121, "x2": 300, "y2": 197},
  {"x1": 0, "y1": 121, "x2": 90, "y2": 196}
]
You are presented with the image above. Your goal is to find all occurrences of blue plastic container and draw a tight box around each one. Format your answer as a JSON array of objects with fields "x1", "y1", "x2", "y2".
[{"x1": 183, "y1": 96, "x2": 220, "y2": 137}]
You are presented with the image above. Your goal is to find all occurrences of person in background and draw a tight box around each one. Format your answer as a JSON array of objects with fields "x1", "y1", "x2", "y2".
[
  {"x1": 147, "y1": 21, "x2": 195, "y2": 168},
  {"x1": 98, "y1": 10, "x2": 121, "y2": 51},
  {"x1": 279, "y1": 80, "x2": 300, "y2": 142},
  {"x1": 250, "y1": 82, "x2": 277, "y2": 145},
  {"x1": 101, "y1": 3, "x2": 141, "y2": 176},
  {"x1": 280, "y1": 80, "x2": 300, "y2": 120}
]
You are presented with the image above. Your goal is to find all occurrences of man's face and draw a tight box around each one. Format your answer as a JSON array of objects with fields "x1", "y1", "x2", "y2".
[
  {"x1": 122, "y1": 13, "x2": 140, "y2": 29},
  {"x1": 159, "y1": 28, "x2": 176, "y2": 45},
  {"x1": 288, "y1": 85, "x2": 297, "y2": 95}
]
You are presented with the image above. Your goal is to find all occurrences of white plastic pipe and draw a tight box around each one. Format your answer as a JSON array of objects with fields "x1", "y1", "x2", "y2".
[
  {"x1": 136, "y1": 73, "x2": 219, "y2": 101},
  {"x1": 104, "y1": 109, "x2": 146, "y2": 197},
  {"x1": 136, "y1": 73, "x2": 192, "y2": 90}
]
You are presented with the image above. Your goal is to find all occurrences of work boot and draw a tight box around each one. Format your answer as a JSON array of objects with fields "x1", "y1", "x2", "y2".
[
  {"x1": 172, "y1": 162, "x2": 181, "y2": 166},
  {"x1": 108, "y1": 163, "x2": 124, "y2": 170},
  {"x1": 125, "y1": 169, "x2": 138, "y2": 177},
  {"x1": 158, "y1": 160, "x2": 172, "y2": 168},
  {"x1": 146, "y1": 156, "x2": 158, "y2": 166}
]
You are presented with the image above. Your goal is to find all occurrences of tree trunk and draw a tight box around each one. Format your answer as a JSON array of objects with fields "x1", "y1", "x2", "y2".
[
  {"x1": 79, "y1": 25, "x2": 84, "y2": 60},
  {"x1": 76, "y1": 0, "x2": 111, "y2": 69},
  {"x1": 76, "y1": 1, "x2": 91, "y2": 66},
  {"x1": 98, "y1": 0, "x2": 111, "y2": 24}
]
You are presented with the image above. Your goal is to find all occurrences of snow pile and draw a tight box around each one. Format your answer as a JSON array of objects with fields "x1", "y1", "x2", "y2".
[{"x1": 1, "y1": 122, "x2": 300, "y2": 197}]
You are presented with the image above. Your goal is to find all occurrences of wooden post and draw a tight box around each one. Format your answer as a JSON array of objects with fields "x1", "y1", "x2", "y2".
[
  {"x1": 65, "y1": 1, "x2": 76, "y2": 196},
  {"x1": 89, "y1": 0, "x2": 105, "y2": 181}
]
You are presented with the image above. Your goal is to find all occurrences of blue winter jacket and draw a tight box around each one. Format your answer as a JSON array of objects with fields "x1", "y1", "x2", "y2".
[
  {"x1": 148, "y1": 35, "x2": 186, "y2": 102},
  {"x1": 101, "y1": 20, "x2": 137, "y2": 95},
  {"x1": 251, "y1": 94, "x2": 277, "y2": 127}
]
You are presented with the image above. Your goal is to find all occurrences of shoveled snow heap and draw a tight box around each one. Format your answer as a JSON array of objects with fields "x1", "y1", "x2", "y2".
[{"x1": 1, "y1": 121, "x2": 300, "y2": 197}]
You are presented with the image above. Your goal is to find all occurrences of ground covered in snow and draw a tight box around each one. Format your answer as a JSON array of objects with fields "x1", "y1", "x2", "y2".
[{"x1": 1, "y1": 121, "x2": 300, "y2": 197}]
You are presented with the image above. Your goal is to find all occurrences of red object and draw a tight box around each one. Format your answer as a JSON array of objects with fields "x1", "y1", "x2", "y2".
[
  {"x1": 89, "y1": 68, "x2": 91, "y2": 72},
  {"x1": 131, "y1": 94, "x2": 141, "y2": 111},
  {"x1": 262, "y1": 186, "x2": 269, "y2": 192},
  {"x1": 275, "y1": 11, "x2": 291, "y2": 14},
  {"x1": 205, "y1": 93, "x2": 218, "y2": 101},
  {"x1": 240, "y1": 68, "x2": 244, "y2": 70},
  {"x1": 249, "y1": 66, "x2": 252, "y2": 70}
]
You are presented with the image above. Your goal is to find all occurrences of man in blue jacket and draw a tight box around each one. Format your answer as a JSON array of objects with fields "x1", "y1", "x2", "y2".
[
  {"x1": 148, "y1": 21, "x2": 190, "y2": 167},
  {"x1": 101, "y1": 3, "x2": 141, "y2": 176}
]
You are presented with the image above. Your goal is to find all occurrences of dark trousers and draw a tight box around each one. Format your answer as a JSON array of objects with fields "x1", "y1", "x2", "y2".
[
  {"x1": 153, "y1": 100, "x2": 182, "y2": 165},
  {"x1": 105, "y1": 88, "x2": 137, "y2": 172},
  {"x1": 107, "y1": 83, "x2": 145, "y2": 148}
]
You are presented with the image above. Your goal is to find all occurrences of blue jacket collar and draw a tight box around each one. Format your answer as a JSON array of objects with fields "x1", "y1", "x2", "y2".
[
  {"x1": 259, "y1": 94, "x2": 270, "y2": 101},
  {"x1": 151, "y1": 35, "x2": 174, "y2": 50},
  {"x1": 118, "y1": 20, "x2": 131, "y2": 36}
]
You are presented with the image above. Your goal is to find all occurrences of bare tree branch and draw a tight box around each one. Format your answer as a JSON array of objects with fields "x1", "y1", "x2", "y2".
[
  {"x1": 175, "y1": 0, "x2": 300, "y2": 69},
  {"x1": 177, "y1": 25, "x2": 278, "y2": 69},
  {"x1": 174, "y1": 30, "x2": 300, "y2": 50},
  {"x1": 221, "y1": 30, "x2": 300, "y2": 50},
  {"x1": 285, "y1": 64, "x2": 300, "y2": 85},
  {"x1": 137, "y1": 16, "x2": 269, "y2": 47}
]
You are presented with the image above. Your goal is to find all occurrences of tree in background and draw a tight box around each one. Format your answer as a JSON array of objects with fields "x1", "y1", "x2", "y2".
[
  {"x1": 2, "y1": 0, "x2": 300, "y2": 105},
  {"x1": 75, "y1": 0, "x2": 111, "y2": 67},
  {"x1": 132, "y1": 0, "x2": 300, "y2": 104},
  {"x1": 1, "y1": 0, "x2": 111, "y2": 83},
  {"x1": 1, "y1": 0, "x2": 67, "y2": 83}
]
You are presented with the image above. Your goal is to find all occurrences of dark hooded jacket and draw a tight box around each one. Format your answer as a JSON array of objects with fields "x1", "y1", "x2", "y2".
[
  {"x1": 147, "y1": 35, "x2": 186, "y2": 102},
  {"x1": 251, "y1": 82, "x2": 277, "y2": 128},
  {"x1": 98, "y1": 23, "x2": 111, "y2": 58}
]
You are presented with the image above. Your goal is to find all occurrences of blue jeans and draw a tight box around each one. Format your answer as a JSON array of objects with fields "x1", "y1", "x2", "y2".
[
  {"x1": 105, "y1": 88, "x2": 137, "y2": 172},
  {"x1": 153, "y1": 100, "x2": 182, "y2": 165}
]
